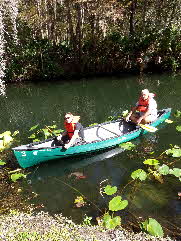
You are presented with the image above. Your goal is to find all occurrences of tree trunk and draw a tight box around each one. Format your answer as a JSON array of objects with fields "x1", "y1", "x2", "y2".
[{"x1": 129, "y1": 0, "x2": 137, "y2": 35}]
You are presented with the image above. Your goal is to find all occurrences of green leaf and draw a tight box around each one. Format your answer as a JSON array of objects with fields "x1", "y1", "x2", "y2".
[
  {"x1": 122, "y1": 110, "x2": 129, "y2": 117},
  {"x1": 0, "y1": 140, "x2": 5, "y2": 151},
  {"x1": 104, "y1": 185, "x2": 117, "y2": 195},
  {"x1": 119, "y1": 142, "x2": 135, "y2": 150},
  {"x1": 174, "y1": 110, "x2": 181, "y2": 118},
  {"x1": 103, "y1": 214, "x2": 121, "y2": 229},
  {"x1": 109, "y1": 196, "x2": 128, "y2": 211},
  {"x1": 11, "y1": 173, "x2": 26, "y2": 182},
  {"x1": 12, "y1": 130, "x2": 19, "y2": 136},
  {"x1": 169, "y1": 168, "x2": 181, "y2": 177},
  {"x1": 29, "y1": 124, "x2": 39, "y2": 131},
  {"x1": 0, "y1": 160, "x2": 6, "y2": 166},
  {"x1": 42, "y1": 129, "x2": 51, "y2": 138},
  {"x1": 53, "y1": 129, "x2": 63, "y2": 135},
  {"x1": 33, "y1": 139, "x2": 40, "y2": 142},
  {"x1": 131, "y1": 169, "x2": 147, "y2": 181},
  {"x1": 47, "y1": 125, "x2": 57, "y2": 129},
  {"x1": 0, "y1": 131, "x2": 11, "y2": 138},
  {"x1": 166, "y1": 148, "x2": 181, "y2": 157},
  {"x1": 176, "y1": 126, "x2": 181, "y2": 132},
  {"x1": 158, "y1": 165, "x2": 170, "y2": 175},
  {"x1": 2, "y1": 131, "x2": 13, "y2": 146},
  {"x1": 140, "y1": 218, "x2": 164, "y2": 237},
  {"x1": 165, "y1": 119, "x2": 173, "y2": 123},
  {"x1": 143, "y1": 159, "x2": 160, "y2": 166},
  {"x1": 28, "y1": 134, "x2": 36, "y2": 139},
  {"x1": 89, "y1": 123, "x2": 98, "y2": 127}
]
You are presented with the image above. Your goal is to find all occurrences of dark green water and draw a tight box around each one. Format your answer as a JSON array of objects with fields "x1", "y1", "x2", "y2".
[{"x1": 1, "y1": 73, "x2": 181, "y2": 233}]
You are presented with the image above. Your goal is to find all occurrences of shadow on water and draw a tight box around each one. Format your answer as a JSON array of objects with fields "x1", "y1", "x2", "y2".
[{"x1": 28, "y1": 146, "x2": 127, "y2": 182}]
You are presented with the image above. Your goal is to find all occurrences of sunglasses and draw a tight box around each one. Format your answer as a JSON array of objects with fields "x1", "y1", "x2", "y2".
[{"x1": 64, "y1": 116, "x2": 71, "y2": 120}]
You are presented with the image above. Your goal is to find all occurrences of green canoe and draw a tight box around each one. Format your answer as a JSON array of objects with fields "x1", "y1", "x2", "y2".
[{"x1": 13, "y1": 108, "x2": 171, "y2": 168}]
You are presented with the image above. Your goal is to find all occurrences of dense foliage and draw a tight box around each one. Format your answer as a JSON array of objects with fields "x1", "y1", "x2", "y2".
[{"x1": 0, "y1": 0, "x2": 180, "y2": 82}]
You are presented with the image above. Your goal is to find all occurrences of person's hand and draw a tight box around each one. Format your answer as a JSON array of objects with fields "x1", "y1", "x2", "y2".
[
  {"x1": 64, "y1": 143, "x2": 71, "y2": 149},
  {"x1": 125, "y1": 115, "x2": 130, "y2": 122},
  {"x1": 56, "y1": 134, "x2": 62, "y2": 141}
]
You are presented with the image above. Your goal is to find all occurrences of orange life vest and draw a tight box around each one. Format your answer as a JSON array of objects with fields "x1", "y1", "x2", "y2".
[
  {"x1": 136, "y1": 96, "x2": 150, "y2": 112},
  {"x1": 64, "y1": 116, "x2": 80, "y2": 139}
]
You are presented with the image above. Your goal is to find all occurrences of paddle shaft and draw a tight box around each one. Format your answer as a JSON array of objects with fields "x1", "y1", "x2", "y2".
[
  {"x1": 123, "y1": 116, "x2": 157, "y2": 132},
  {"x1": 138, "y1": 123, "x2": 157, "y2": 132},
  {"x1": 45, "y1": 125, "x2": 57, "y2": 137}
]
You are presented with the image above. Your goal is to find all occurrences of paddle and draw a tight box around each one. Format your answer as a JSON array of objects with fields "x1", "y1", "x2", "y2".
[
  {"x1": 123, "y1": 116, "x2": 158, "y2": 133},
  {"x1": 139, "y1": 124, "x2": 158, "y2": 132},
  {"x1": 45, "y1": 125, "x2": 57, "y2": 138}
]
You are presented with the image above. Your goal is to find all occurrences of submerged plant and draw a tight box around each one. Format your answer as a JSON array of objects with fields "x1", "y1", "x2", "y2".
[
  {"x1": 74, "y1": 196, "x2": 86, "y2": 208},
  {"x1": 119, "y1": 142, "x2": 135, "y2": 150}
]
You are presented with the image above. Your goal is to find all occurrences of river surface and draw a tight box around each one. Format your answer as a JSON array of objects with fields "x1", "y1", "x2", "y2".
[{"x1": 1, "y1": 73, "x2": 181, "y2": 233}]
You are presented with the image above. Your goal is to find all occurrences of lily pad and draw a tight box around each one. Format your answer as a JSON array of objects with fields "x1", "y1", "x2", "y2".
[
  {"x1": 158, "y1": 165, "x2": 170, "y2": 175},
  {"x1": 176, "y1": 126, "x2": 181, "y2": 132},
  {"x1": 174, "y1": 110, "x2": 181, "y2": 118},
  {"x1": 131, "y1": 169, "x2": 147, "y2": 181},
  {"x1": 109, "y1": 196, "x2": 128, "y2": 211},
  {"x1": 104, "y1": 185, "x2": 117, "y2": 195},
  {"x1": 140, "y1": 218, "x2": 164, "y2": 237},
  {"x1": 11, "y1": 173, "x2": 26, "y2": 182},
  {"x1": 169, "y1": 168, "x2": 181, "y2": 177},
  {"x1": 143, "y1": 159, "x2": 160, "y2": 166},
  {"x1": 166, "y1": 148, "x2": 181, "y2": 157},
  {"x1": 103, "y1": 214, "x2": 121, "y2": 229}
]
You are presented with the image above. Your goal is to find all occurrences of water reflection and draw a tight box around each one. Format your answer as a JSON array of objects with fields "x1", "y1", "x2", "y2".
[{"x1": 28, "y1": 146, "x2": 127, "y2": 182}]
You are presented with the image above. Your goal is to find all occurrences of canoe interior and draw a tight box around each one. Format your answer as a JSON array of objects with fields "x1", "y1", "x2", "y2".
[{"x1": 13, "y1": 109, "x2": 168, "y2": 152}]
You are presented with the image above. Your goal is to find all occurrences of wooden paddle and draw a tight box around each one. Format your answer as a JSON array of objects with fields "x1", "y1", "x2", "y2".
[
  {"x1": 123, "y1": 116, "x2": 158, "y2": 133},
  {"x1": 45, "y1": 125, "x2": 57, "y2": 137},
  {"x1": 139, "y1": 124, "x2": 158, "y2": 132}
]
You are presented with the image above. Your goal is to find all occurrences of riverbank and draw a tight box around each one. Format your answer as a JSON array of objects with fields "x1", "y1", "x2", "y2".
[{"x1": 0, "y1": 211, "x2": 175, "y2": 241}]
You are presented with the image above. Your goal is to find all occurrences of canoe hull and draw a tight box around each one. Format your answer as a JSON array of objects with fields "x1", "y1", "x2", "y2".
[{"x1": 13, "y1": 108, "x2": 171, "y2": 168}]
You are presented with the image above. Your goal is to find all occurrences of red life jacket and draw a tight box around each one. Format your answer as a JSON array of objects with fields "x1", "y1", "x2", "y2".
[
  {"x1": 64, "y1": 116, "x2": 80, "y2": 139},
  {"x1": 136, "y1": 96, "x2": 150, "y2": 112}
]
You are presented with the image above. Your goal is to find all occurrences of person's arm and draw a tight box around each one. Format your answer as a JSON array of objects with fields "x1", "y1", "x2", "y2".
[
  {"x1": 64, "y1": 122, "x2": 82, "y2": 149},
  {"x1": 125, "y1": 106, "x2": 137, "y2": 121},
  {"x1": 136, "y1": 109, "x2": 151, "y2": 124},
  {"x1": 64, "y1": 130, "x2": 79, "y2": 149}
]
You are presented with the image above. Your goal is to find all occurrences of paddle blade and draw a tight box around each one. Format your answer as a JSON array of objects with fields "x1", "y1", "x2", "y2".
[{"x1": 139, "y1": 124, "x2": 158, "y2": 132}]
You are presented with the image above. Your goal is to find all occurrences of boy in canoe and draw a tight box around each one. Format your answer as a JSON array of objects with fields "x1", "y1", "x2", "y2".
[
  {"x1": 126, "y1": 89, "x2": 157, "y2": 124},
  {"x1": 56, "y1": 112, "x2": 84, "y2": 149}
]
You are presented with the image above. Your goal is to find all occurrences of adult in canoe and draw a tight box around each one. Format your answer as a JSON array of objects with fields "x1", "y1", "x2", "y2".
[
  {"x1": 126, "y1": 89, "x2": 157, "y2": 124},
  {"x1": 55, "y1": 112, "x2": 84, "y2": 149}
]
